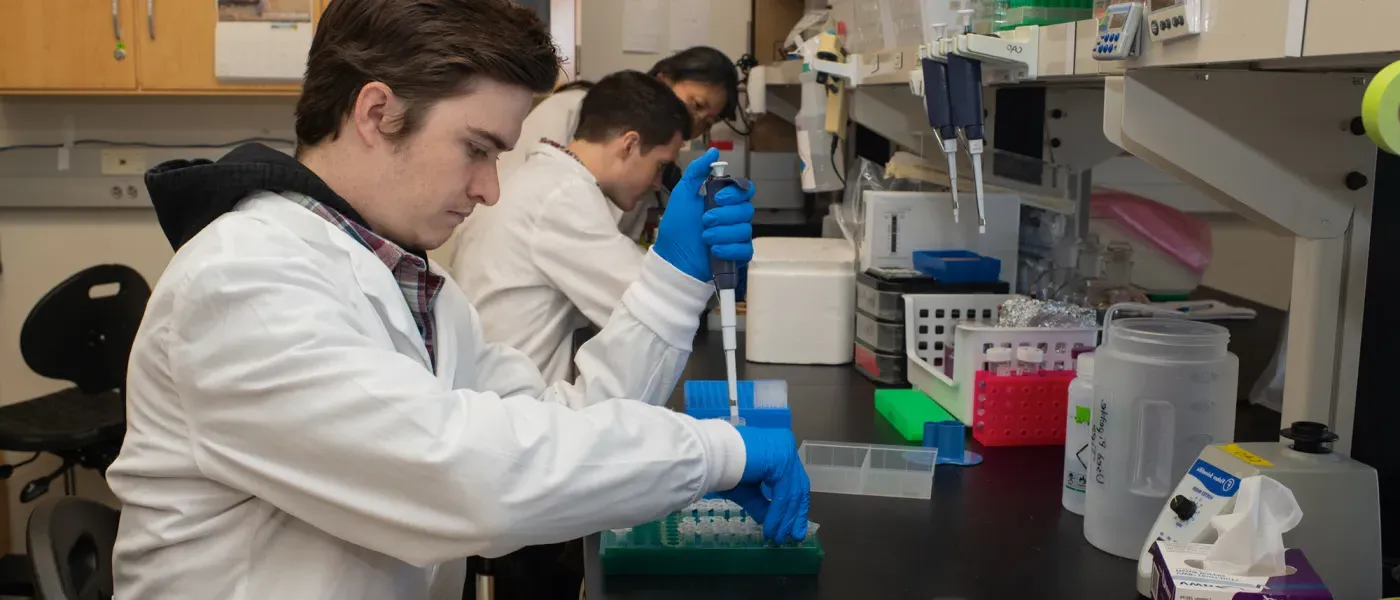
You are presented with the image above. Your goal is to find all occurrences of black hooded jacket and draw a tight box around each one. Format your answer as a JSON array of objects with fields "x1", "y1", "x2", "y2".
[{"x1": 144, "y1": 143, "x2": 372, "y2": 252}]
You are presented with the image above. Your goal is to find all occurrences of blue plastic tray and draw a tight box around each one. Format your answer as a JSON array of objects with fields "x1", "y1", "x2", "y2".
[{"x1": 912, "y1": 250, "x2": 1002, "y2": 284}]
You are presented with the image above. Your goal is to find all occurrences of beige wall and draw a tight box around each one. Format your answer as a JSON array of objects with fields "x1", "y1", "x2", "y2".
[{"x1": 1200, "y1": 217, "x2": 1294, "y2": 310}]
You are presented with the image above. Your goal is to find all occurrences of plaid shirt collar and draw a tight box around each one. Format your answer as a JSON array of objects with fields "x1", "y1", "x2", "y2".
[
  {"x1": 540, "y1": 138, "x2": 583, "y2": 166},
  {"x1": 284, "y1": 192, "x2": 444, "y2": 369}
]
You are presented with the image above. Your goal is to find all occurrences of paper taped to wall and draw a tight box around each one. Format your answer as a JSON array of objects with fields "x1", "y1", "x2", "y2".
[
  {"x1": 622, "y1": 0, "x2": 664, "y2": 54},
  {"x1": 670, "y1": 1, "x2": 711, "y2": 51}
]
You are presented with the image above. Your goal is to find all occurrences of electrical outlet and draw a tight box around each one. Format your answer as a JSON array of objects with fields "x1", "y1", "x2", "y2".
[{"x1": 100, "y1": 149, "x2": 147, "y2": 176}]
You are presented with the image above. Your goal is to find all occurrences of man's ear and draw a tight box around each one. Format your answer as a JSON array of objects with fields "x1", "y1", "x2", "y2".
[
  {"x1": 619, "y1": 131, "x2": 643, "y2": 157},
  {"x1": 352, "y1": 81, "x2": 402, "y2": 148}
]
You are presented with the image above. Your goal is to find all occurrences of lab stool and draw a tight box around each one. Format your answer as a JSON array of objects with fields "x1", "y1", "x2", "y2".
[{"x1": 0, "y1": 265, "x2": 149, "y2": 597}]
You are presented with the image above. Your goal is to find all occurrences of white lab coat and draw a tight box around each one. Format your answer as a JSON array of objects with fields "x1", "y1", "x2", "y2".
[
  {"x1": 107, "y1": 191, "x2": 745, "y2": 600},
  {"x1": 493, "y1": 87, "x2": 653, "y2": 241},
  {"x1": 453, "y1": 143, "x2": 646, "y2": 383}
]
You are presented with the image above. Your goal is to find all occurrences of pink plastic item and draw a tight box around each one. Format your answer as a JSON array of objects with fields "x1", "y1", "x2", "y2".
[
  {"x1": 972, "y1": 370, "x2": 1074, "y2": 447},
  {"x1": 1090, "y1": 189, "x2": 1212, "y2": 275}
]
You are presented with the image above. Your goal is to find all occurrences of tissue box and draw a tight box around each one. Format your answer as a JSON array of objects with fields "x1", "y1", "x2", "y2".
[{"x1": 1150, "y1": 542, "x2": 1332, "y2": 600}]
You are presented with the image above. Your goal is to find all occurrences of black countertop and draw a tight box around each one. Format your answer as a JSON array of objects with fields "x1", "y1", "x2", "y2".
[{"x1": 584, "y1": 290, "x2": 1286, "y2": 600}]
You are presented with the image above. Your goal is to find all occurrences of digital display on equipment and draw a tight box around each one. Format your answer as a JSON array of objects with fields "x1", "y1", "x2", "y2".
[
  {"x1": 1108, "y1": 11, "x2": 1128, "y2": 28},
  {"x1": 1151, "y1": 0, "x2": 1180, "y2": 10}
]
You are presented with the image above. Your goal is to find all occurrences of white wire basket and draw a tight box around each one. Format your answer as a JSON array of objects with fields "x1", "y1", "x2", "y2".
[{"x1": 904, "y1": 294, "x2": 1099, "y2": 424}]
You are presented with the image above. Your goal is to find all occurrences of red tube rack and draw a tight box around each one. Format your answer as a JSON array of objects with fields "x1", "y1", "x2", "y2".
[{"x1": 971, "y1": 370, "x2": 1075, "y2": 447}]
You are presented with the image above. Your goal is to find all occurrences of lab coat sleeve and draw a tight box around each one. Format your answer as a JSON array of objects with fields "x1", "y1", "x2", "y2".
[
  {"x1": 167, "y1": 252, "x2": 745, "y2": 566},
  {"x1": 477, "y1": 250, "x2": 712, "y2": 411},
  {"x1": 530, "y1": 183, "x2": 647, "y2": 328}
]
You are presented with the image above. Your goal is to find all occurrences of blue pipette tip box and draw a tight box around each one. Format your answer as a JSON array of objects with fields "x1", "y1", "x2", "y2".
[{"x1": 684, "y1": 380, "x2": 791, "y2": 429}]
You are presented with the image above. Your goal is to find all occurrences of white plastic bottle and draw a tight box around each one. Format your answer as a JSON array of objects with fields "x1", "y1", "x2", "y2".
[
  {"x1": 1062, "y1": 353, "x2": 1094, "y2": 515},
  {"x1": 1084, "y1": 306, "x2": 1238, "y2": 559},
  {"x1": 795, "y1": 70, "x2": 844, "y2": 192}
]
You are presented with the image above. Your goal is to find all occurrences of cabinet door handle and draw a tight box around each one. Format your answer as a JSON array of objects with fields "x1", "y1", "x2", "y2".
[
  {"x1": 147, "y1": 0, "x2": 155, "y2": 40},
  {"x1": 112, "y1": 0, "x2": 122, "y2": 41}
]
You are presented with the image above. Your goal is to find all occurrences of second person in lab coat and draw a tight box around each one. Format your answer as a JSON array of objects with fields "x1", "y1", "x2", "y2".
[
  {"x1": 452, "y1": 70, "x2": 731, "y2": 383},
  {"x1": 490, "y1": 45, "x2": 738, "y2": 240}
]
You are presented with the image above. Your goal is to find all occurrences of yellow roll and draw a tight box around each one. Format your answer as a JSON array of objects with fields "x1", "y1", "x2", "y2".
[{"x1": 1362, "y1": 60, "x2": 1400, "y2": 155}]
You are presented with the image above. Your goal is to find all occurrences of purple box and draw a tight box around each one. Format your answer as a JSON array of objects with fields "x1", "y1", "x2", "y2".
[{"x1": 1150, "y1": 541, "x2": 1332, "y2": 600}]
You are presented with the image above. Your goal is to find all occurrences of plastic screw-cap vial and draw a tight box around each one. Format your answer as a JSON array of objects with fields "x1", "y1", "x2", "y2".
[
  {"x1": 1016, "y1": 346, "x2": 1045, "y2": 374},
  {"x1": 986, "y1": 347, "x2": 1014, "y2": 376}
]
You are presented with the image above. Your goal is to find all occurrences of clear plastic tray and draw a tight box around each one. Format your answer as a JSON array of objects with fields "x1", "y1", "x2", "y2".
[{"x1": 798, "y1": 441, "x2": 937, "y2": 499}]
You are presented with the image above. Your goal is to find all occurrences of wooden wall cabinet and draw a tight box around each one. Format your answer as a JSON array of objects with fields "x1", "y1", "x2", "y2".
[
  {"x1": 0, "y1": 0, "x2": 326, "y2": 94},
  {"x1": 0, "y1": 0, "x2": 139, "y2": 90}
]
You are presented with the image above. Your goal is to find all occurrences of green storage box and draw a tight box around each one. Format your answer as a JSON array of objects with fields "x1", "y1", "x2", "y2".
[{"x1": 875, "y1": 389, "x2": 956, "y2": 443}]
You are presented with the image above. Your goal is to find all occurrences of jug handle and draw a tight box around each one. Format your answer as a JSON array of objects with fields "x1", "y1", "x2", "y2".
[
  {"x1": 1102, "y1": 302, "x2": 1193, "y2": 348},
  {"x1": 1128, "y1": 398, "x2": 1175, "y2": 498}
]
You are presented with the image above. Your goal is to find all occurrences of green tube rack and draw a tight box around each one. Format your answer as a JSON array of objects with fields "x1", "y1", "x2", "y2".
[{"x1": 598, "y1": 502, "x2": 824, "y2": 576}]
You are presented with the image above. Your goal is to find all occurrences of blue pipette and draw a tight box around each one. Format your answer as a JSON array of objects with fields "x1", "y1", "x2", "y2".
[
  {"x1": 920, "y1": 43, "x2": 961, "y2": 223},
  {"x1": 704, "y1": 161, "x2": 751, "y2": 425},
  {"x1": 946, "y1": 52, "x2": 987, "y2": 234}
]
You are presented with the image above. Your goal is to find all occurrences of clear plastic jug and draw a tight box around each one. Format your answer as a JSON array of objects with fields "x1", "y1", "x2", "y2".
[{"x1": 1084, "y1": 303, "x2": 1238, "y2": 559}]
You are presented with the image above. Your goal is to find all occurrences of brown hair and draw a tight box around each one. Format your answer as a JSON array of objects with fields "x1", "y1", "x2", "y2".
[
  {"x1": 295, "y1": 0, "x2": 561, "y2": 148},
  {"x1": 574, "y1": 71, "x2": 693, "y2": 150}
]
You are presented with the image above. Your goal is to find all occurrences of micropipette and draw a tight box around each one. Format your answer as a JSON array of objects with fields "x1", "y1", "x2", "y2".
[
  {"x1": 704, "y1": 161, "x2": 751, "y2": 425},
  {"x1": 920, "y1": 25, "x2": 960, "y2": 223},
  {"x1": 948, "y1": 9, "x2": 988, "y2": 234},
  {"x1": 946, "y1": 51, "x2": 987, "y2": 234}
]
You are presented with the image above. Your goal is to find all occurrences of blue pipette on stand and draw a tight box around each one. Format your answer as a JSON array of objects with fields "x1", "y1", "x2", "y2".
[
  {"x1": 946, "y1": 51, "x2": 987, "y2": 234},
  {"x1": 920, "y1": 28, "x2": 961, "y2": 223},
  {"x1": 704, "y1": 161, "x2": 751, "y2": 425}
]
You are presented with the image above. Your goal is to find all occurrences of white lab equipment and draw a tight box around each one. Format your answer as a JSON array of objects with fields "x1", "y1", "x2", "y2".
[
  {"x1": 1133, "y1": 424, "x2": 1381, "y2": 600},
  {"x1": 747, "y1": 66, "x2": 768, "y2": 116},
  {"x1": 1062, "y1": 353, "x2": 1093, "y2": 515},
  {"x1": 1144, "y1": 0, "x2": 1201, "y2": 44},
  {"x1": 1092, "y1": 1, "x2": 1145, "y2": 61},
  {"x1": 795, "y1": 70, "x2": 844, "y2": 193},
  {"x1": 745, "y1": 237, "x2": 856, "y2": 365},
  {"x1": 1085, "y1": 303, "x2": 1238, "y2": 559},
  {"x1": 857, "y1": 191, "x2": 1021, "y2": 285}
]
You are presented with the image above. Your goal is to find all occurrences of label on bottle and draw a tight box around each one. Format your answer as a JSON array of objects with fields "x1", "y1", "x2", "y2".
[
  {"x1": 1064, "y1": 389, "x2": 1092, "y2": 494},
  {"x1": 796, "y1": 130, "x2": 816, "y2": 191},
  {"x1": 1090, "y1": 394, "x2": 1109, "y2": 487}
]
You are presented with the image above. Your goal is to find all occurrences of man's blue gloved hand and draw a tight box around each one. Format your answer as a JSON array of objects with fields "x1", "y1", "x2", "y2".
[
  {"x1": 718, "y1": 427, "x2": 811, "y2": 544},
  {"x1": 653, "y1": 147, "x2": 756, "y2": 282}
]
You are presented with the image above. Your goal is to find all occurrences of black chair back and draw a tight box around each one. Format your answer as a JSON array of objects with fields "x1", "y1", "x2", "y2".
[
  {"x1": 25, "y1": 498, "x2": 118, "y2": 600},
  {"x1": 20, "y1": 265, "x2": 150, "y2": 395}
]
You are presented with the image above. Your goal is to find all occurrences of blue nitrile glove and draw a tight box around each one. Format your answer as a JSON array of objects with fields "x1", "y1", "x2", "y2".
[
  {"x1": 718, "y1": 427, "x2": 811, "y2": 544},
  {"x1": 653, "y1": 147, "x2": 757, "y2": 282}
]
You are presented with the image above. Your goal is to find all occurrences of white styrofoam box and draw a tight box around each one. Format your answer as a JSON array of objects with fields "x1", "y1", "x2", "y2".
[
  {"x1": 1090, "y1": 218, "x2": 1203, "y2": 295},
  {"x1": 750, "y1": 152, "x2": 802, "y2": 211},
  {"x1": 859, "y1": 191, "x2": 1021, "y2": 288},
  {"x1": 903, "y1": 294, "x2": 1098, "y2": 423},
  {"x1": 746, "y1": 237, "x2": 857, "y2": 365}
]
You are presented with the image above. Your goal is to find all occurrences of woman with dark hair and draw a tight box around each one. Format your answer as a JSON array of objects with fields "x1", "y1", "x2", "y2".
[{"x1": 494, "y1": 46, "x2": 740, "y2": 180}]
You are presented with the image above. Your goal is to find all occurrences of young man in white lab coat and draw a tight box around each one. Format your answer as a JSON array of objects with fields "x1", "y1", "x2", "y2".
[
  {"x1": 453, "y1": 71, "x2": 715, "y2": 384},
  {"x1": 488, "y1": 46, "x2": 738, "y2": 242},
  {"x1": 106, "y1": 2, "x2": 809, "y2": 599}
]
